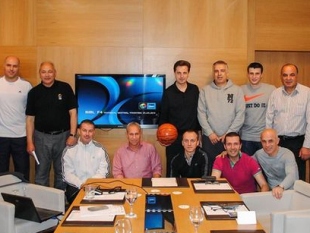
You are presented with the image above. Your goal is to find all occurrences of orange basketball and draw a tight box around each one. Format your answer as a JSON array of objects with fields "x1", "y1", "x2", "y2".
[{"x1": 157, "y1": 123, "x2": 178, "y2": 146}]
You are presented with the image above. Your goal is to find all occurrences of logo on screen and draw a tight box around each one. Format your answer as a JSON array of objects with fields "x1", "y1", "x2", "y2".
[{"x1": 139, "y1": 102, "x2": 147, "y2": 110}]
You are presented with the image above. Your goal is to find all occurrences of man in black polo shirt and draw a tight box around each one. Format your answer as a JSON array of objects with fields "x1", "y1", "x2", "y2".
[
  {"x1": 159, "y1": 60, "x2": 200, "y2": 177},
  {"x1": 170, "y1": 130, "x2": 208, "y2": 178},
  {"x1": 26, "y1": 61, "x2": 77, "y2": 190}
]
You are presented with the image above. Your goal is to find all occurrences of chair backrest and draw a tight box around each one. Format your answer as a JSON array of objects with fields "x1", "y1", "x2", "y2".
[
  {"x1": 290, "y1": 180, "x2": 310, "y2": 209},
  {"x1": 0, "y1": 175, "x2": 22, "y2": 188}
]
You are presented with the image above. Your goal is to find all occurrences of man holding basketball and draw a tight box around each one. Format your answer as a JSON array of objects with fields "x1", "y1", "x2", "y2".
[
  {"x1": 112, "y1": 122, "x2": 162, "y2": 178},
  {"x1": 159, "y1": 60, "x2": 200, "y2": 177}
]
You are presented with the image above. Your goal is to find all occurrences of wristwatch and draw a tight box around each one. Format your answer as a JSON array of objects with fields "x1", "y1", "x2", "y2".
[
  {"x1": 277, "y1": 184, "x2": 284, "y2": 189},
  {"x1": 69, "y1": 133, "x2": 76, "y2": 137}
]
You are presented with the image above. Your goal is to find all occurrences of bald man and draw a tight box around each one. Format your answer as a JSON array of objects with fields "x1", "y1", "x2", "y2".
[
  {"x1": 253, "y1": 129, "x2": 299, "y2": 199},
  {"x1": 0, "y1": 56, "x2": 32, "y2": 180}
]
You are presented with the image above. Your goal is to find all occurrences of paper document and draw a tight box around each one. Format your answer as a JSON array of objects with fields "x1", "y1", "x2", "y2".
[
  {"x1": 203, "y1": 204, "x2": 248, "y2": 216},
  {"x1": 66, "y1": 209, "x2": 115, "y2": 222},
  {"x1": 32, "y1": 151, "x2": 40, "y2": 165},
  {"x1": 82, "y1": 192, "x2": 125, "y2": 200},
  {"x1": 194, "y1": 182, "x2": 232, "y2": 191},
  {"x1": 151, "y1": 178, "x2": 178, "y2": 187},
  {"x1": 80, "y1": 205, "x2": 125, "y2": 217}
]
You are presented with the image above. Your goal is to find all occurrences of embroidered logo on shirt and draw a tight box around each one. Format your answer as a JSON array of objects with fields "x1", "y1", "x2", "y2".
[
  {"x1": 244, "y1": 94, "x2": 263, "y2": 102},
  {"x1": 227, "y1": 94, "x2": 234, "y2": 103},
  {"x1": 58, "y1": 94, "x2": 62, "y2": 100}
]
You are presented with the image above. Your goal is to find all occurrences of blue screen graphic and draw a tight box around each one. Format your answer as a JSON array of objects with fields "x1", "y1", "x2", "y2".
[{"x1": 75, "y1": 74, "x2": 165, "y2": 128}]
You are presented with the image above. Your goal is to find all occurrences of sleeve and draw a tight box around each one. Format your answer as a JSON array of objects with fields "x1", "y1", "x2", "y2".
[
  {"x1": 303, "y1": 90, "x2": 310, "y2": 148},
  {"x1": 212, "y1": 157, "x2": 223, "y2": 172},
  {"x1": 150, "y1": 145, "x2": 162, "y2": 176},
  {"x1": 65, "y1": 83, "x2": 78, "y2": 110},
  {"x1": 197, "y1": 87, "x2": 214, "y2": 136},
  {"x1": 112, "y1": 148, "x2": 124, "y2": 178},
  {"x1": 25, "y1": 89, "x2": 36, "y2": 116},
  {"x1": 280, "y1": 152, "x2": 299, "y2": 189},
  {"x1": 170, "y1": 155, "x2": 179, "y2": 177},
  {"x1": 62, "y1": 147, "x2": 83, "y2": 188},
  {"x1": 248, "y1": 157, "x2": 262, "y2": 177},
  {"x1": 92, "y1": 147, "x2": 111, "y2": 178},
  {"x1": 265, "y1": 91, "x2": 276, "y2": 128},
  {"x1": 158, "y1": 90, "x2": 169, "y2": 125},
  {"x1": 201, "y1": 151, "x2": 208, "y2": 177},
  {"x1": 227, "y1": 87, "x2": 245, "y2": 133}
]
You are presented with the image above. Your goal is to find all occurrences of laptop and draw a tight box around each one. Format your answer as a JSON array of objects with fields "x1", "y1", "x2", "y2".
[{"x1": 1, "y1": 192, "x2": 62, "y2": 223}]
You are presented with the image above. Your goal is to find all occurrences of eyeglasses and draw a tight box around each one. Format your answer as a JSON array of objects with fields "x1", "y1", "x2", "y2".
[{"x1": 108, "y1": 186, "x2": 122, "y2": 194}]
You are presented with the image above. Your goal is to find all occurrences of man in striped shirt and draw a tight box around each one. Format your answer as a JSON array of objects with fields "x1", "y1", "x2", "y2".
[{"x1": 266, "y1": 63, "x2": 310, "y2": 181}]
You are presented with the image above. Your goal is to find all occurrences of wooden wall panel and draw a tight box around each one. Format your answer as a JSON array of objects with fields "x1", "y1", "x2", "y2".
[
  {"x1": 37, "y1": 0, "x2": 143, "y2": 47},
  {"x1": 255, "y1": 51, "x2": 310, "y2": 88},
  {"x1": 143, "y1": 48, "x2": 248, "y2": 88},
  {"x1": 0, "y1": 47, "x2": 37, "y2": 85},
  {"x1": 144, "y1": 0, "x2": 248, "y2": 49},
  {"x1": 37, "y1": 47, "x2": 143, "y2": 88},
  {"x1": 255, "y1": 0, "x2": 310, "y2": 51},
  {"x1": 0, "y1": 0, "x2": 36, "y2": 46}
]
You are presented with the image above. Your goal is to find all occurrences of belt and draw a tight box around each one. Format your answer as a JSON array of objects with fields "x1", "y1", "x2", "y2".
[
  {"x1": 39, "y1": 129, "x2": 66, "y2": 135},
  {"x1": 278, "y1": 135, "x2": 304, "y2": 141}
]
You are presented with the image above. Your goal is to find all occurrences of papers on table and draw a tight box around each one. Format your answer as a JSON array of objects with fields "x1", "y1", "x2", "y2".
[
  {"x1": 82, "y1": 192, "x2": 126, "y2": 201},
  {"x1": 80, "y1": 205, "x2": 125, "y2": 217},
  {"x1": 194, "y1": 182, "x2": 232, "y2": 191},
  {"x1": 201, "y1": 202, "x2": 249, "y2": 220},
  {"x1": 66, "y1": 209, "x2": 115, "y2": 222},
  {"x1": 151, "y1": 178, "x2": 178, "y2": 187}
]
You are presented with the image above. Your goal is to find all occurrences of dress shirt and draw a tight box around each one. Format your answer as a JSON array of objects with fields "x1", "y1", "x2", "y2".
[
  {"x1": 266, "y1": 83, "x2": 310, "y2": 148},
  {"x1": 113, "y1": 141, "x2": 162, "y2": 178}
]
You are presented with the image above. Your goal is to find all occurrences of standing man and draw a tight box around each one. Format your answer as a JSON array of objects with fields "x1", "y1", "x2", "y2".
[
  {"x1": 212, "y1": 132, "x2": 269, "y2": 194},
  {"x1": 159, "y1": 60, "x2": 200, "y2": 177},
  {"x1": 198, "y1": 60, "x2": 245, "y2": 175},
  {"x1": 254, "y1": 129, "x2": 298, "y2": 199},
  {"x1": 241, "y1": 62, "x2": 275, "y2": 155},
  {"x1": 62, "y1": 119, "x2": 110, "y2": 203},
  {"x1": 266, "y1": 63, "x2": 310, "y2": 181},
  {"x1": 26, "y1": 61, "x2": 78, "y2": 190},
  {"x1": 0, "y1": 56, "x2": 32, "y2": 180},
  {"x1": 113, "y1": 122, "x2": 162, "y2": 178},
  {"x1": 170, "y1": 130, "x2": 208, "y2": 178}
]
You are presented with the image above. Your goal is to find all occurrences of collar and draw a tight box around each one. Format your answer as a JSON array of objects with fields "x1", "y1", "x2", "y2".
[
  {"x1": 281, "y1": 83, "x2": 300, "y2": 96},
  {"x1": 229, "y1": 151, "x2": 242, "y2": 168}
]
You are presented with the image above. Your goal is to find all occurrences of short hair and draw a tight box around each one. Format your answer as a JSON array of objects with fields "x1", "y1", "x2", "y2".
[
  {"x1": 80, "y1": 119, "x2": 95, "y2": 128},
  {"x1": 39, "y1": 61, "x2": 56, "y2": 72},
  {"x1": 213, "y1": 60, "x2": 228, "y2": 69},
  {"x1": 247, "y1": 62, "x2": 263, "y2": 73},
  {"x1": 173, "y1": 60, "x2": 191, "y2": 72},
  {"x1": 126, "y1": 122, "x2": 141, "y2": 132},
  {"x1": 224, "y1": 132, "x2": 241, "y2": 144},
  {"x1": 182, "y1": 130, "x2": 199, "y2": 140},
  {"x1": 281, "y1": 63, "x2": 299, "y2": 74}
]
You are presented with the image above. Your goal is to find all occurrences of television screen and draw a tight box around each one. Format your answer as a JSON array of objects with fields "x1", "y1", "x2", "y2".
[{"x1": 75, "y1": 74, "x2": 166, "y2": 128}]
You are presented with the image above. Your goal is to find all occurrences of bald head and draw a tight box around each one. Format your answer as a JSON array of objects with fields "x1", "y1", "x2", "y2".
[
  {"x1": 3, "y1": 56, "x2": 20, "y2": 81},
  {"x1": 260, "y1": 129, "x2": 280, "y2": 157}
]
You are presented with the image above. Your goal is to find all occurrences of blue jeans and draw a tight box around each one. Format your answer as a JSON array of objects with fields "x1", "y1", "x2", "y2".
[
  {"x1": 241, "y1": 140, "x2": 262, "y2": 156},
  {"x1": 34, "y1": 130, "x2": 69, "y2": 190},
  {"x1": 0, "y1": 137, "x2": 29, "y2": 180}
]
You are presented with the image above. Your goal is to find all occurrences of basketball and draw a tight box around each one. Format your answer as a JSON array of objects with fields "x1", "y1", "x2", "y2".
[{"x1": 157, "y1": 123, "x2": 178, "y2": 146}]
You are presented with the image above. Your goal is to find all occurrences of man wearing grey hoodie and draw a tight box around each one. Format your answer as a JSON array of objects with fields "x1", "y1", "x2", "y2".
[{"x1": 198, "y1": 60, "x2": 245, "y2": 175}]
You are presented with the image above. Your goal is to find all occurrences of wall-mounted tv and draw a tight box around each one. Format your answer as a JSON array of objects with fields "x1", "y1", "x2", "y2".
[{"x1": 75, "y1": 74, "x2": 166, "y2": 129}]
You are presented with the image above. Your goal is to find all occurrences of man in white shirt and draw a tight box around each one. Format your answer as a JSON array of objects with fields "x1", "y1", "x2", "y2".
[
  {"x1": 62, "y1": 119, "x2": 110, "y2": 203},
  {"x1": 0, "y1": 56, "x2": 32, "y2": 180},
  {"x1": 266, "y1": 63, "x2": 310, "y2": 180}
]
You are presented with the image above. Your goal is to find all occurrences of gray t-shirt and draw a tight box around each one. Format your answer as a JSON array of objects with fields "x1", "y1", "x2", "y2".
[{"x1": 253, "y1": 146, "x2": 299, "y2": 189}]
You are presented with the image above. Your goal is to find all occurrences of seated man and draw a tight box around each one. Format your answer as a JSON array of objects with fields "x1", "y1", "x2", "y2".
[
  {"x1": 253, "y1": 128, "x2": 299, "y2": 199},
  {"x1": 62, "y1": 119, "x2": 110, "y2": 203},
  {"x1": 171, "y1": 130, "x2": 208, "y2": 178},
  {"x1": 212, "y1": 132, "x2": 269, "y2": 194},
  {"x1": 113, "y1": 122, "x2": 162, "y2": 178}
]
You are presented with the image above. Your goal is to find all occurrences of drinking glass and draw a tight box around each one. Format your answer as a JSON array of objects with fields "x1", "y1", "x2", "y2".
[
  {"x1": 125, "y1": 187, "x2": 138, "y2": 218},
  {"x1": 115, "y1": 218, "x2": 132, "y2": 233},
  {"x1": 189, "y1": 206, "x2": 204, "y2": 233}
]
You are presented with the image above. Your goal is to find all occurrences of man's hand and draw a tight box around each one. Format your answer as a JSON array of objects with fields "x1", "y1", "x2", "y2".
[
  {"x1": 27, "y1": 142, "x2": 35, "y2": 155},
  {"x1": 299, "y1": 147, "x2": 310, "y2": 160},
  {"x1": 272, "y1": 186, "x2": 284, "y2": 199},
  {"x1": 66, "y1": 136, "x2": 77, "y2": 146},
  {"x1": 219, "y1": 134, "x2": 226, "y2": 143},
  {"x1": 216, "y1": 151, "x2": 227, "y2": 158},
  {"x1": 209, "y1": 133, "x2": 219, "y2": 145},
  {"x1": 153, "y1": 173, "x2": 161, "y2": 178}
]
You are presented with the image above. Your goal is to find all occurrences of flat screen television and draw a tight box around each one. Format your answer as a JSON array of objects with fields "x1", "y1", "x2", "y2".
[{"x1": 75, "y1": 74, "x2": 166, "y2": 129}]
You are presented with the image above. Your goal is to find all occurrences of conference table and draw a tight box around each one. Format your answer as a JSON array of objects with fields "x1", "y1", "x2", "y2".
[{"x1": 54, "y1": 178, "x2": 265, "y2": 233}]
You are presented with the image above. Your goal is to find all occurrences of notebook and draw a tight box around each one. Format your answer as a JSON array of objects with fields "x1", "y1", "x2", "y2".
[{"x1": 1, "y1": 192, "x2": 62, "y2": 223}]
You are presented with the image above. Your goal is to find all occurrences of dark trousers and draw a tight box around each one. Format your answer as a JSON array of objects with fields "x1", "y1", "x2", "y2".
[
  {"x1": 279, "y1": 135, "x2": 305, "y2": 181},
  {"x1": 165, "y1": 136, "x2": 183, "y2": 177},
  {"x1": 202, "y1": 135, "x2": 225, "y2": 176},
  {"x1": 241, "y1": 140, "x2": 262, "y2": 156},
  {"x1": 0, "y1": 137, "x2": 29, "y2": 180}
]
